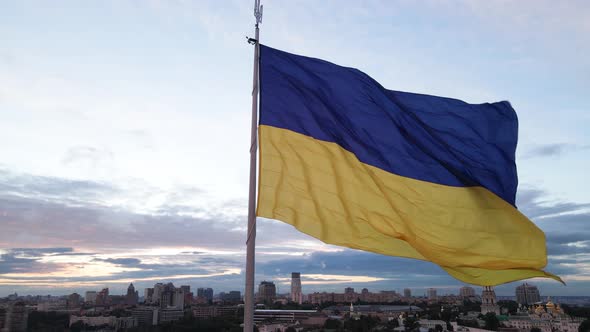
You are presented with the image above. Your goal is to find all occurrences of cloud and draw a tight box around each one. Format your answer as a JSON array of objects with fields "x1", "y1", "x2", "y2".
[
  {"x1": 1, "y1": 168, "x2": 589, "y2": 296},
  {"x1": 522, "y1": 143, "x2": 590, "y2": 159},
  {"x1": 516, "y1": 188, "x2": 590, "y2": 218},
  {"x1": 93, "y1": 258, "x2": 142, "y2": 266}
]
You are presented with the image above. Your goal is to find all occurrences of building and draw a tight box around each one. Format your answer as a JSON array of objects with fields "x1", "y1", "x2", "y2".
[
  {"x1": 153, "y1": 283, "x2": 164, "y2": 305},
  {"x1": 180, "y1": 285, "x2": 190, "y2": 294},
  {"x1": 253, "y1": 309, "x2": 319, "y2": 324},
  {"x1": 290, "y1": 272, "x2": 302, "y2": 304},
  {"x1": 131, "y1": 307, "x2": 159, "y2": 326},
  {"x1": 158, "y1": 283, "x2": 184, "y2": 309},
  {"x1": 4, "y1": 302, "x2": 28, "y2": 332},
  {"x1": 404, "y1": 288, "x2": 412, "y2": 298},
  {"x1": 460, "y1": 286, "x2": 476, "y2": 300},
  {"x1": 95, "y1": 288, "x2": 109, "y2": 306},
  {"x1": 197, "y1": 288, "x2": 214, "y2": 302},
  {"x1": 503, "y1": 300, "x2": 583, "y2": 332},
  {"x1": 69, "y1": 315, "x2": 138, "y2": 329},
  {"x1": 85, "y1": 291, "x2": 97, "y2": 304},
  {"x1": 220, "y1": 291, "x2": 241, "y2": 303},
  {"x1": 427, "y1": 288, "x2": 437, "y2": 300},
  {"x1": 180, "y1": 286, "x2": 192, "y2": 305},
  {"x1": 67, "y1": 293, "x2": 81, "y2": 308},
  {"x1": 126, "y1": 283, "x2": 139, "y2": 306},
  {"x1": 144, "y1": 288, "x2": 154, "y2": 304},
  {"x1": 258, "y1": 281, "x2": 277, "y2": 304},
  {"x1": 481, "y1": 286, "x2": 500, "y2": 315},
  {"x1": 159, "y1": 308, "x2": 184, "y2": 323},
  {"x1": 309, "y1": 289, "x2": 401, "y2": 305},
  {"x1": 516, "y1": 283, "x2": 541, "y2": 305},
  {"x1": 419, "y1": 319, "x2": 447, "y2": 330},
  {"x1": 192, "y1": 306, "x2": 238, "y2": 318}
]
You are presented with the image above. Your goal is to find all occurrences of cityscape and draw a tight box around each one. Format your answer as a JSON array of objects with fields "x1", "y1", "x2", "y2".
[{"x1": 1, "y1": 273, "x2": 589, "y2": 331}]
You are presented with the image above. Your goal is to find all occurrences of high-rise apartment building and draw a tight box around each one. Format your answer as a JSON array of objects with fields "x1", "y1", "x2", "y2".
[
  {"x1": 460, "y1": 286, "x2": 476, "y2": 299},
  {"x1": 516, "y1": 283, "x2": 540, "y2": 305},
  {"x1": 180, "y1": 285, "x2": 190, "y2": 295},
  {"x1": 144, "y1": 288, "x2": 154, "y2": 304},
  {"x1": 68, "y1": 293, "x2": 81, "y2": 308},
  {"x1": 85, "y1": 291, "x2": 97, "y2": 304},
  {"x1": 153, "y1": 283, "x2": 164, "y2": 305},
  {"x1": 427, "y1": 288, "x2": 437, "y2": 300},
  {"x1": 481, "y1": 286, "x2": 500, "y2": 315},
  {"x1": 197, "y1": 288, "x2": 214, "y2": 301},
  {"x1": 96, "y1": 288, "x2": 110, "y2": 306},
  {"x1": 126, "y1": 283, "x2": 139, "y2": 305},
  {"x1": 403, "y1": 288, "x2": 411, "y2": 298},
  {"x1": 258, "y1": 281, "x2": 276, "y2": 304},
  {"x1": 290, "y1": 272, "x2": 302, "y2": 304},
  {"x1": 219, "y1": 291, "x2": 241, "y2": 303}
]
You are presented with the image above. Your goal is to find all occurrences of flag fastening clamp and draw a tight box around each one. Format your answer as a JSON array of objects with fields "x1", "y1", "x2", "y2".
[{"x1": 246, "y1": 36, "x2": 258, "y2": 45}]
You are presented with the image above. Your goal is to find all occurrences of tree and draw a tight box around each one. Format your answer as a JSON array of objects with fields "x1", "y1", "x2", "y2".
[
  {"x1": 579, "y1": 319, "x2": 590, "y2": 332},
  {"x1": 498, "y1": 300, "x2": 518, "y2": 315},
  {"x1": 483, "y1": 312, "x2": 499, "y2": 331},
  {"x1": 530, "y1": 328, "x2": 542, "y2": 332},
  {"x1": 285, "y1": 327, "x2": 297, "y2": 332},
  {"x1": 435, "y1": 324, "x2": 444, "y2": 332},
  {"x1": 404, "y1": 316, "x2": 420, "y2": 332},
  {"x1": 324, "y1": 318, "x2": 342, "y2": 330}
]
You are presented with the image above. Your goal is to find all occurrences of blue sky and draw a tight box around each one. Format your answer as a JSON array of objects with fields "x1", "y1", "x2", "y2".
[{"x1": 0, "y1": 0, "x2": 589, "y2": 297}]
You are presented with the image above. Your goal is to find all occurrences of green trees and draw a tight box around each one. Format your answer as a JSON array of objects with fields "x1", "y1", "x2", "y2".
[
  {"x1": 579, "y1": 319, "x2": 590, "y2": 332},
  {"x1": 404, "y1": 316, "x2": 420, "y2": 332},
  {"x1": 482, "y1": 312, "x2": 499, "y2": 331},
  {"x1": 498, "y1": 300, "x2": 518, "y2": 315},
  {"x1": 323, "y1": 318, "x2": 342, "y2": 330}
]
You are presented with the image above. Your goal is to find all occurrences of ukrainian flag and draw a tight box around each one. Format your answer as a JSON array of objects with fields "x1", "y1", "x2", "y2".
[{"x1": 256, "y1": 45, "x2": 561, "y2": 286}]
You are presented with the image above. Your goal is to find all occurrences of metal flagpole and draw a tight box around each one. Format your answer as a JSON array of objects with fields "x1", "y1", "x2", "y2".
[{"x1": 244, "y1": 1, "x2": 262, "y2": 331}]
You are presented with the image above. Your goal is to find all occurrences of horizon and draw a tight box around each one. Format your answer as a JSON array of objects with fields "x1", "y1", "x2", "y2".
[{"x1": 1, "y1": 1, "x2": 589, "y2": 298}]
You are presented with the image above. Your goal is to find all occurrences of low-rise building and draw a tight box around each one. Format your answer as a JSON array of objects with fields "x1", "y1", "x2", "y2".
[
  {"x1": 131, "y1": 307, "x2": 159, "y2": 326},
  {"x1": 159, "y1": 308, "x2": 184, "y2": 323},
  {"x1": 192, "y1": 306, "x2": 238, "y2": 319}
]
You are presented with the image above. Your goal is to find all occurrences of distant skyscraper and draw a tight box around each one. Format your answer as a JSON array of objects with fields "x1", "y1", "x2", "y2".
[
  {"x1": 85, "y1": 291, "x2": 97, "y2": 304},
  {"x1": 220, "y1": 291, "x2": 241, "y2": 303},
  {"x1": 427, "y1": 288, "x2": 437, "y2": 300},
  {"x1": 67, "y1": 293, "x2": 81, "y2": 308},
  {"x1": 144, "y1": 288, "x2": 154, "y2": 304},
  {"x1": 460, "y1": 286, "x2": 476, "y2": 299},
  {"x1": 290, "y1": 272, "x2": 302, "y2": 304},
  {"x1": 404, "y1": 288, "x2": 411, "y2": 298},
  {"x1": 96, "y1": 288, "x2": 109, "y2": 306},
  {"x1": 126, "y1": 283, "x2": 139, "y2": 305},
  {"x1": 258, "y1": 281, "x2": 276, "y2": 304},
  {"x1": 516, "y1": 283, "x2": 541, "y2": 305},
  {"x1": 153, "y1": 283, "x2": 164, "y2": 305},
  {"x1": 173, "y1": 288, "x2": 185, "y2": 308},
  {"x1": 481, "y1": 286, "x2": 500, "y2": 315},
  {"x1": 180, "y1": 285, "x2": 190, "y2": 294},
  {"x1": 197, "y1": 288, "x2": 214, "y2": 302}
]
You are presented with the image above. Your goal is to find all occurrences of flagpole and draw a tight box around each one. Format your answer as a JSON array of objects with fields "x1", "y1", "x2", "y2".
[{"x1": 244, "y1": 1, "x2": 262, "y2": 331}]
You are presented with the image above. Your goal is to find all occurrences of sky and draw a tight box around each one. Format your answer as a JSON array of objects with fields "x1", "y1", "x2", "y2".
[{"x1": 0, "y1": 0, "x2": 589, "y2": 298}]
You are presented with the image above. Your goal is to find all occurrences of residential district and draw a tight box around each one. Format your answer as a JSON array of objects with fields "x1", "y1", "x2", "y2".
[{"x1": 1, "y1": 273, "x2": 589, "y2": 332}]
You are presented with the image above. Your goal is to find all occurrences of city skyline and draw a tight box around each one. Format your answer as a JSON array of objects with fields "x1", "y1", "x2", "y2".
[
  {"x1": 1, "y1": 1, "x2": 590, "y2": 298},
  {"x1": 0, "y1": 278, "x2": 573, "y2": 300}
]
